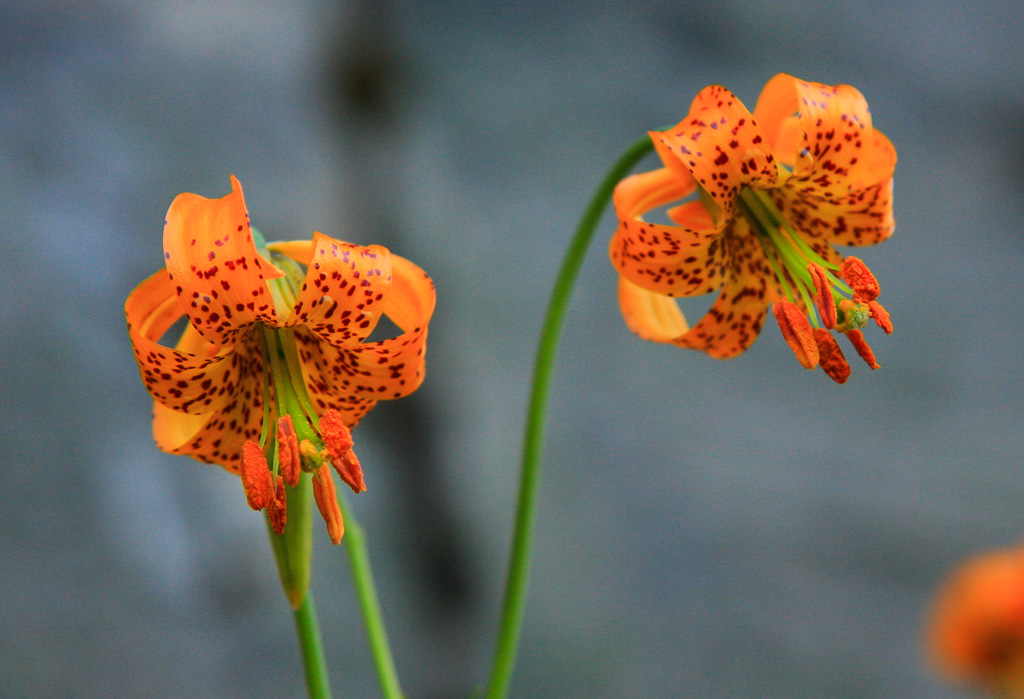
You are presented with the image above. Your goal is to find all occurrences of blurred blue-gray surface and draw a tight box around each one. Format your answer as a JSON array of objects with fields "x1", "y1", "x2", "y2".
[{"x1": 2, "y1": 1, "x2": 1021, "y2": 697}]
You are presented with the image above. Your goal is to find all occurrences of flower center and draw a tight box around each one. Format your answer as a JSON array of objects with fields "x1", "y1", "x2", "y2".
[
  {"x1": 733, "y1": 187, "x2": 892, "y2": 383},
  {"x1": 736, "y1": 187, "x2": 866, "y2": 330}
]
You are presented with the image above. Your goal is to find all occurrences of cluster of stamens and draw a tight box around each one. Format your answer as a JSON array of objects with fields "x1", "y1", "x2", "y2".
[
  {"x1": 737, "y1": 187, "x2": 892, "y2": 383},
  {"x1": 240, "y1": 408, "x2": 362, "y2": 545},
  {"x1": 773, "y1": 256, "x2": 892, "y2": 383}
]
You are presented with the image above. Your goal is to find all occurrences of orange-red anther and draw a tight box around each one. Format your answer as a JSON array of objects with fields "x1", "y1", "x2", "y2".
[
  {"x1": 867, "y1": 299, "x2": 893, "y2": 334},
  {"x1": 276, "y1": 415, "x2": 301, "y2": 487},
  {"x1": 812, "y1": 328, "x2": 851, "y2": 384},
  {"x1": 312, "y1": 464, "x2": 345, "y2": 545},
  {"x1": 845, "y1": 329, "x2": 880, "y2": 369},
  {"x1": 240, "y1": 441, "x2": 273, "y2": 511},
  {"x1": 840, "y1": 256, "x2": 880, "y2": 302},
  {"x1": 808, "y1": 263, "x2": 837, "y2": 329},
  {"x1": 319, "y1": 409, "x2": 366, "y2": 493},
  {"x1": 772, "y1": 301, "x2": 819, "y2": 370},
  {"x1": 267, "y1": 474, "x2": 287, "y2": 535}
]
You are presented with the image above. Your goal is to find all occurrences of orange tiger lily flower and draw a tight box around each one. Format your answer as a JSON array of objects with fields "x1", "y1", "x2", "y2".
[
  {"x1": 125, "y1": 176, "x2": 435, "y2": 544},
  {"x1": 610, "y1": 74, "x2": 896, "y2": 382},
  {"x1": 927, "y1": 545, "x2": 1024, "y2": 697}
]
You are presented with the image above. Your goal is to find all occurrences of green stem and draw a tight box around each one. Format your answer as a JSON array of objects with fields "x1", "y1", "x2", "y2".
[
  {"x1": 338, "y1": 493, "x2": 404, "y2": 699},
  {"x1": 293, "y1": 593, "x2": 332, "y2": 699},
  {"x1": 484, "y1": 134, "x2": 654, "y2": 698}
]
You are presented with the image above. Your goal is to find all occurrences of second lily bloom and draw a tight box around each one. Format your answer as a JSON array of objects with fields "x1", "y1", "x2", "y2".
[{"x1": 609, "y1": 73, "x2": 896, "y2": 383}]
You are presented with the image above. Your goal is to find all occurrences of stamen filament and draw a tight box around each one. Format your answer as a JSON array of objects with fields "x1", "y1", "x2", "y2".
[
  {"x1": 277, "y1": 330, "x2": 319, "y2": 421},
  {"x1": 255, "y1": 330, "x2": 276, "y2": 450},
  {"x1": 755, "y1": 234, "x2": 796, "y2": 303},
  {"x1": 752, "y1": 191, "x2": 841, "y2": 273}
]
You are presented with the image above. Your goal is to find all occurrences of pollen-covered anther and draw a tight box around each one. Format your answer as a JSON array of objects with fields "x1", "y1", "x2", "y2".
[
  {"x1": 846, "y1": 329, "x2": 880, "y2": 369},
  {"x1": 772, "y1": 301, "x2": 819, "y2": 370},
  {"x1": 867, "y1": 299, "x2": 893, "y2": 334},
  {"x1": 240, "y1": 441, "x2": 273, "y2": 510},
  {"x1": 311, "y1": 464, "x2": 345, "y2": 545},
  {"x1": 840, "y1": 256, "x2": 880, "y2": 301},
  {"x1": 808, "y1": 263, "x2": 837, "y2": 329},
  {"x1": 276, "y1": 415, "x2": 301, "y2": 487},
  {"x1": 812, "y1": 328, "x2": 851, "y2": 384},
  {"x1": 267, "y1": 474, "x2": 287, "y2": 535},
  {"x1": 318, "y1": 409, "x2": 366, "y2": 493}
]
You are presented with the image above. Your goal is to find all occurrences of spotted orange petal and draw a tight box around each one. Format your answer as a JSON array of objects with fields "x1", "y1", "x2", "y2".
[
  {"x1": 771, "y1": 178, "x2": 895, "y2": 248},
  {"x1": 612, "y1": 195, "x2": 726, "y2": 298},
  {"x1": 669, "y1": 218, "x2": 778, "y2": 358},
  {"x1": 753, "y1": 74, "x2": 896, "y2": 203},
  {"x1": 652, "y1": 85, "x2": 779, "y2": 221},
  {"x1": 151, "y1": 333, "x2": 266, "y2": 472},
  {"x1": 163, "y1": 175, "x2": 284, "y2": 347},
  {"x1": 293, "y1": 253, "x2": 435, "y2": 424},
  {"x1": 280, "y1": 233, "x2": 394, "y2": 348},
  {"x1": 126, "y1": 269, "x2": 253, "y2": 415}
]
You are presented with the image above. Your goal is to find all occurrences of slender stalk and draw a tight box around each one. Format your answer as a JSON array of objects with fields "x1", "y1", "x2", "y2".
[
  {"x1": 293, "y1": 593, "x2": 332, "y2": 699},
  {"x1": 338, "y1": 493, "x2": 404, "y2": 699},
  {"x1": 485, "y1": 135, "x2": 654, "y2": 698}
]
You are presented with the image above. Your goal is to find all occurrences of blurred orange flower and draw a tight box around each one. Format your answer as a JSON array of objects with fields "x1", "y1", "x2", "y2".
[
  {"x1": 927, "y1": 546, "x2": 1024, "y2": 697},
  {"x1": 125, "y1": 176, "x2": 435, "y2": 543},
  {"x1": 610, "y1": 74, "x2": 896, "y2": 382}
]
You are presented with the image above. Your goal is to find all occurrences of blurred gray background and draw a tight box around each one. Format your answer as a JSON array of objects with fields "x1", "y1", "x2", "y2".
[{"x1": 2, "y1": 1, "x2": 1021, "y2": 697}]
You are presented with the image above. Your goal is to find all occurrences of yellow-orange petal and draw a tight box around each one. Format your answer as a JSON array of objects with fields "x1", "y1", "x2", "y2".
[
  {"x1": 772, "y1": 301, "x2": 819, "y2": 369},
  {"x1": 753, "y1": 75, "x2": 896, "y2": 202},
  {"x1": 616, "y1": 275, "x2": 689, "y2": 344},
  {"x1": 812, "y1": 328, "x2": 851, "y2": 384},
  {"x1": 240, "y1": 441, "x2": 272, "y2": 510},
  {"x1": 125, "y1": 270, "x2": 250, "y2": 415},
  {"x1": 610, "y1": 165, "x2": 711, "y2": 266},
  {"x1": 282, "y1": 232, "x2": 393, "y2": 348},
  {"x1": 612, "y1": 196, "x2": 726, "y2": 298},
  {"x1": 163, "y1": 175, "x2": 283, "y2": 346},
  {"x1": 653, "y1": 91, "x2": 778, "y2": 221},
  {"x1": 311, "y1": 464, "x2": 345, "y2": 545},
  {"x1": 295, "y1": 253, "x2": 435, "y2": 418},
  {"x1": 669, "y1": 218, "x2": 778, "y2": 359},
  {"x1": 771, "y1": 179, "x2": 895, "y2": 248},
  {"x1": 266, "y1": 239, "x2": 315, "y2": 266},
  {"x1": 150, "y1": 332, "x2": 266, "y2": 471}
]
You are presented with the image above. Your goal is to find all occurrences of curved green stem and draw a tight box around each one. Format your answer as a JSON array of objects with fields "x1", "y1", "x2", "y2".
[
  {"x1": 485, "y1": 134, "x2": 654, "y2": 697},
  {"x1": 293, "y1": 593, "x2": 332, "y2": 699},
  {"x1": 338, "y1": 493, "x2": 404, "y2": 699}
]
